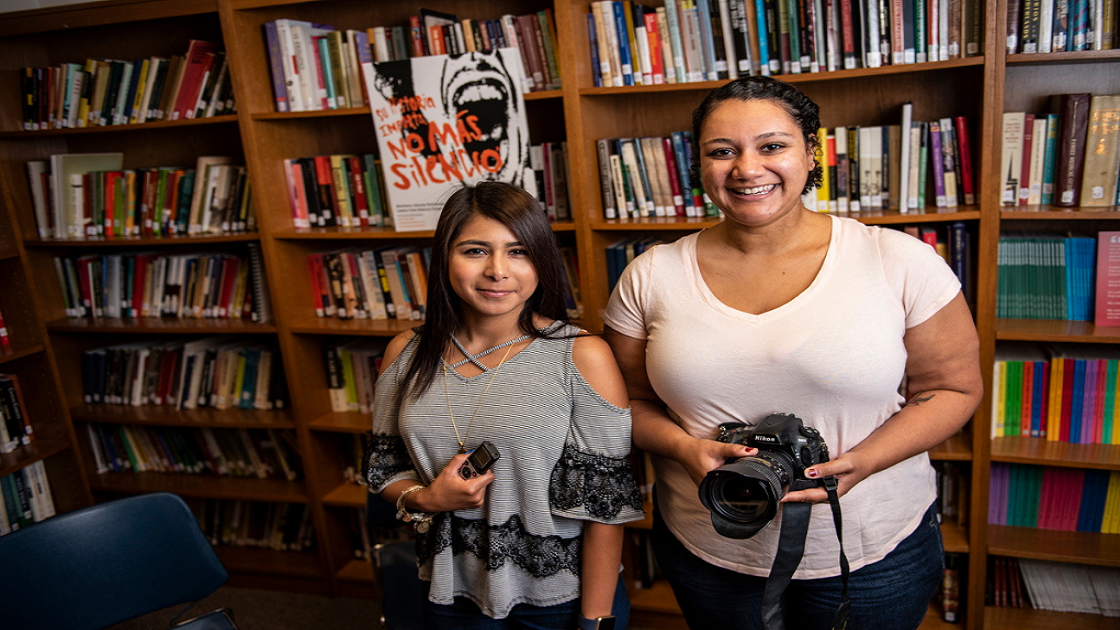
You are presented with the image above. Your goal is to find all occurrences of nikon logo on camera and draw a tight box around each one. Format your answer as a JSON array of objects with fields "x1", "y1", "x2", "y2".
[{"x1": 753, "y1": 435, "x2": 778, "y2": 443}]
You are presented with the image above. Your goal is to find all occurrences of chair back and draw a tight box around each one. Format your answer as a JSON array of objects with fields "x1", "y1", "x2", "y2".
[
  {"x1": 0, "y1": 492, "x2": 229, "y2": 630},
  {"x1": 373, "y1": 540, "x2": 426, "y2": 630}
]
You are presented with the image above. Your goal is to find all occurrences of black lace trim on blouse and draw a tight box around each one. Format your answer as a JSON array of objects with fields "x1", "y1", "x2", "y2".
[
  {"x1": 550, "y1": 444, "x2": 644, "y2": 520},
  {"x1": 363, "y1": 432, "x2": 414, "y2": 489},
  {"x1": 418, "y1": 513, "x2": 582, "y2": 578}
]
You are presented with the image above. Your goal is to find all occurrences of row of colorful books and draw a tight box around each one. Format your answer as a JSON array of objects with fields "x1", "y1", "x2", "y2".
[
  {"x1": 309, "y1": 247, "x2": 430, "y2": 322},
  {"x1": 806, "y1": 112, "x2": 976, "y2": 214},
  {"x1": 26, "y1": 154, "x2": 252, "y2": 242},
  {"x1": 85, "y1": 423, "x2": 300, "y2": 481},
  {"x1": 1006, "y1": 0, "x2": 1120, "y2": 54},
  {"x1": 586, "y1": 0, "x2": 983, "y2": 88},
  {"x1": 1000, "y1": 94, "x2": 1120, "y2": 209},
  {"x1": 996, "y1": 233, "x2": 1097, "y2": 321},
  {"x1": 992, "y1": 342, "x2": 1120, "y2": 443},
  {"x1": 597, "y1": 132, "x2": 715, "y2": 220},
  {"x1": 933, "y1": 461, "x2": 969, "y2": 528},
  {"x1": 0, "y1": 461, "x2": 55, "y2": 536},
  {"x1": 80, "y1": 338, "x2": 288, "y2": 413},
  {"x1": 0, "y1": 374, "x2": 32, "y2": 455},
  {"x1": 187, "y1": 499, "x2": 315, "y2": 552},
  {"x1": 19, "y1": 40, "x2": 233, "y2": 131},
  {"x1": 284, "y1": 154, "x2": 389, "y2": 229},
  {"x1": 989, "y1": 462, "x2": 1120, "y2": 533},
  {"x1": 989, "y1": 556, "x2": 1120, "y2": 617},
  {"x1": 324, "y1": 340, "x2": 386, "y2": 415},
  {"x1": 263, "y1": 10, "x2": 560, "y2": 113},
  {"x1": 55, "y1": 249, "x2": 269, "y2": 322}
]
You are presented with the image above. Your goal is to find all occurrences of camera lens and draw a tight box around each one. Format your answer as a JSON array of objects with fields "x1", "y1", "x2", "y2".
[
  {"x1": 710, "y1": 474, "x2": 771, "y2": 520},
  {"x1": 698, "y1": 453, "x2": 794, "y2": 538}
]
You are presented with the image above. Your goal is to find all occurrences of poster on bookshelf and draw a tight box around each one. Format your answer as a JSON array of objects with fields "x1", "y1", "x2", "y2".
[{"x1": 360, "y1": 49, "x2": 535, "y2": 231}]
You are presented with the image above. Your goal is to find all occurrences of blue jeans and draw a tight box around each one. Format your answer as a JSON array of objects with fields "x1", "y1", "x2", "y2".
[
  {"x1": 652, "y1": 502, "x2": 943, "y2": 630},
  {"x1": 422, "y1": 574, "x2": 631, "y2": 629}
]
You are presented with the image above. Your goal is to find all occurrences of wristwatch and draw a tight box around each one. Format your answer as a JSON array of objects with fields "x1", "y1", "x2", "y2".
[{"x1": 577, "y1": 615, "x2": 616, "y2": 630}]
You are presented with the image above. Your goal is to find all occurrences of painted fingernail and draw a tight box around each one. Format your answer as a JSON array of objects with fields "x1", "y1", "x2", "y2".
[{"x1": 805, "y1": 469, "x2": 819, "y2": 478}]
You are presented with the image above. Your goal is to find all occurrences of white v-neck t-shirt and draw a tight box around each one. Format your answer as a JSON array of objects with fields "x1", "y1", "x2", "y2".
[{"x1": 604, "y1": 214, "x2": 961, "y2": 579}]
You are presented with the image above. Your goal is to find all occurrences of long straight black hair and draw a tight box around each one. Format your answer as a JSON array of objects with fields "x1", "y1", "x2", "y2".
[{"x1": 398, "y1": 181, "x2": 571, "y2": 402}]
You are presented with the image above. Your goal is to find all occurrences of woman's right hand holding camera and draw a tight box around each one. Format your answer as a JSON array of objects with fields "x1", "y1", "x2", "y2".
[
  {"x1": 678, "y1": 437, "x2": 757, "y2": 487},
  {"x1": 410, "y1": 452, "x2": 495, "y2": 513}
]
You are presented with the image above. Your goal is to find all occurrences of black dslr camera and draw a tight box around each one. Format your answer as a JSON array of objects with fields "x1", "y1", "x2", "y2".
[{"x1": 698, "y1": 413, "x2": 830, "y2": 539}]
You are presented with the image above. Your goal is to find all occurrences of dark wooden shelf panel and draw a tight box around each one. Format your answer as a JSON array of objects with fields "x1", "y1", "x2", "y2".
[
  {"x1": 579, "y1": 57, "x2": 984, "y2": 97},
  {"x1": 1002, "y1": 206, "x2": 1120, "y2": 218},
  {"x1": 1006, "y1": 49, "x2": 1120, "y2": 65},
  {"x1": 322, "y1": 482, "x2": 365, "y2": 509},
  {"x1": 997, "y1": 319, "x2": 1120, "y2": 343},
  {"x1": 71, "y1": 403, "x2": 296, "y2": 429},
  {"x1": 47, "y1": 317, "x2": 278, "y2": 334},
  {"x1": 592, "y1": 209, "x2": 980, "y2": 231},
  {"x1": 0, "y1": 115, "x2": 237, "y2": 139},
  {"x1": 288, "y1": 316, "x2": 416, "y2": 336},
  {"x1": 89, "y1": 471, "x2": 307, "y2": 502},
  {"x1": 337, "y1": 559, "x2": 375, "y2": 584},
  {"x1": 216, "y1": 546, "x2": 325, "y2": 579},
  {"x1": 0, "y1": 439, "x2": 71, "y2": 477},
  {"x1": 0, "y1": 0, "x2": 218, "y2": 36},
  {"x1": 22, "y1": 233, "x2": 260, "y2": 248},
  {"x1": 991, "y1": 437, "x2": 1120, "y2": 470},
  {"x1": 0, "y1": 342, "x2": 45, "y2": 365},
  {"x1": 988, "y1": 525, "x2": 1120, "y2": 567},
  {"x1": 309, "y1": 412, "x2": 370, "y2": 434},
  {"x1": 942, "y1": 521, "x2": 970, "y2": 554},
  {"x1": 931, "y1": 432, "x2": 973, "y2": 461},
  {"x1": 983, "y1": 606, "x2": 1119, "y2": 630}
]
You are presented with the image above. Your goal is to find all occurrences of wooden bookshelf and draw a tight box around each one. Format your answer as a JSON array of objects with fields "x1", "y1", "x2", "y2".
[{"x1": 0, "y1": 1, "x2": 1118, "y2": 628}]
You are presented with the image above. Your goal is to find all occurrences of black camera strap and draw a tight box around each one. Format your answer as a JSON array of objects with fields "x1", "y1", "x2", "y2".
[{"x1": 760, "y1": 478, "x2": 850, "y2": 630}]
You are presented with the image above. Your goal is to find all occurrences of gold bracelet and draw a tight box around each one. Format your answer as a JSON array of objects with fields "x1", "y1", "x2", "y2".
[{"x1": 395, "y1": 484, "x2": 434, "y2": 533}]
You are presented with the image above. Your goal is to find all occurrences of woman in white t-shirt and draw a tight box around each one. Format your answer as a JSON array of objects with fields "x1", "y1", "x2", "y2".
[{"x1": 604, "y1": 76, "x2": 983, "y2": 630}]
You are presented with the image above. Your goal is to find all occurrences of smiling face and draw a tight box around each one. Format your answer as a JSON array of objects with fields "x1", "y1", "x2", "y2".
[
  {"x1": 699, "y1": 98, "x2": 816, "y2": 228},
  {"x1": 447, "y1": 214, "x2": 539, "y2": 324}
]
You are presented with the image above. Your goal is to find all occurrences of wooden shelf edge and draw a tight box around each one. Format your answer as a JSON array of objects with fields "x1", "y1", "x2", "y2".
[
  {"x1": 991, "y1": 437, "x2": 1120, "y2": 469},
  {"x1": 0, "y1": 343, "x2": 46, "y2": 364},
  {"x1": 89, "y1": 471, "x2": 308, "y2": 502},
  {"x1": 984, "y1": 605, "x2": 1120, "y2": 629},
  {"x1": 322, "y1": 482, "x2": 366, "y2": 508},
  {"x1": 71, "y1": 403, "x2": 296, "y2": 429},
  {"x1": 46, "y1": 317, "x2": 278, "y2": 334},
  {"x1": 988, "y1": 524, "x2": 1120, "y2": 567},
  {"x1": 0, "y1": 439, "x2": 72, "y2": 478}
]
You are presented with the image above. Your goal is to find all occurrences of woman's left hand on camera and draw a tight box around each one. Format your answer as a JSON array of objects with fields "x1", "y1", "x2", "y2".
[{"x1": 779, "y1": 451, "x2": 872, "y2": 504}]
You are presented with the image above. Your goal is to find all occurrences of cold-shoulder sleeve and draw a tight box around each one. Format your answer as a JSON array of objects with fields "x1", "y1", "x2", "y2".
[
  {"x1": 363, "y1": 344, "x2": 421, "y2": 493},
  {"x1": 549, "y1": 368, "x2": 644, "y2": 524}
]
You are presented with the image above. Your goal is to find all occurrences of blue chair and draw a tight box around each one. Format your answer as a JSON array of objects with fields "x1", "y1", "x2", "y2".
[
  {"x1": 367, "y1": 491, "x2": 425, "y2": 630},
  {"x1": 0, "y1": 491, "x2": 237, "y2": 630},
  {"x1": 372, "y1": 540, "x2": 426, "y2": 630}
]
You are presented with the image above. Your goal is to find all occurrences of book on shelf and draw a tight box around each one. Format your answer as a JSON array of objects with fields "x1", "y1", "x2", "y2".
[
  {"x1": 1096, "y1": 231, "x2": 1120, "y2": 327},
  {"x1": 0, "y1": 374, "x2": 33, "y2": 454},
  {"x1": 0, "y1": 308, "x2": 9, "y2": 347},
  {"x1": 0, "y1": 461, "x2": 56, "y2": 536},
  {"x1": 360, "y1": 49, "x2": 535, "y2": 232},
  {"x1": 1051, "y1": 93, "x2": 1093, "y2": 207},
  {"x1": 585, "y1": 0, "x2": 982, "y2": 85},
  {"x1": 1007, "y1": 0, "x2": 1120, "y2": 52},
  {"x1": 54, "y1": 250, "x2": 269, "y2": 322},
  {"x1": 19, "y1": 44, "x2": 234, "y2": 131},
  {"x1": 991, "y1": 342, "x2": 1120, "y2": 444},
  {"x1": 187, "y1": 499, "x2": 314, "y2": 551},
  {"x1": 991, "y1": 557, "x2": 1120, "y2": 617},
  {"x1": 1079, "y1": 94, "x2": 1120, "y2": 207},
  {"x1": 26, "y1": 155, "x2": 252, "y2": 241},
  {"x1": 995, "y1": 233, "x2": 1096, "y2": 321}
]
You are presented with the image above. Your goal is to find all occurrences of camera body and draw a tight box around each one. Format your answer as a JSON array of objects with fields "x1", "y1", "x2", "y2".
[
  {"x1": 698, "y1": 413, "x2": 830, "y2": 539},
  {"x1": 459, "y1": 441, "x2": 501, "y2": 479}
]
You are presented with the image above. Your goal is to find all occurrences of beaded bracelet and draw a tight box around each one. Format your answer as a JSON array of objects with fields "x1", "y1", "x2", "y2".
[{"x1": 395, "y1": 484, "x2": 434, "y2": 533}]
